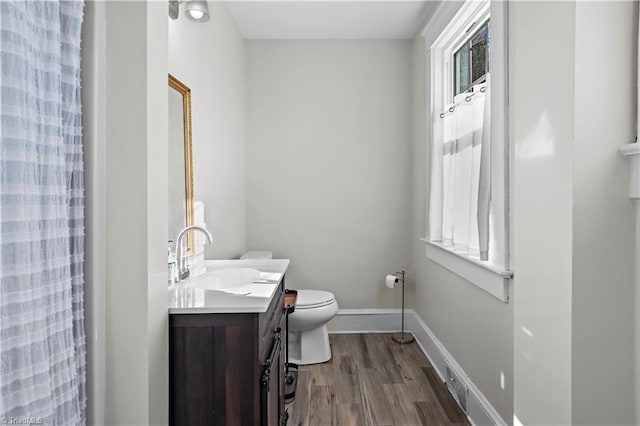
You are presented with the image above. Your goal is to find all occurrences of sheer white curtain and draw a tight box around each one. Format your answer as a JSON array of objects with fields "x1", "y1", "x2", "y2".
[
  {"x1": 429, "y1": 77, "x2": 491, "y2": 260},
  {"x1": 1, "y1": 1, "x2": 86, "y2": 424}
]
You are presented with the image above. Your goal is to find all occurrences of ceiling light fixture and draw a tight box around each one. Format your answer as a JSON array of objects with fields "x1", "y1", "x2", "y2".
[
  {"x1": 184, "y1": 0, "x2": 210, "y2": 22},
  {"x1": 169, "y1": 0, "x2": 210, "y2": 23}
]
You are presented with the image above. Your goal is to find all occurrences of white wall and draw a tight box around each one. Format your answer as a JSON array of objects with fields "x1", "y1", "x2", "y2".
[
  {"x1": 511, "y1": 2, "x2": 575, "y2": 424},
  {"x1": 83, "y1": 1, "x2": 168, "y2": 424},
  {"x1": 168, "y1": 2, "x2": 247, "y2": 259},
  {"x1": 81, "y1": 2, "x2": 106, "y2": 422},
  {"x1": 511, "y1": 2, "x2": 638, "y2": 424},
  {"x1": 246, "y1": 40, "x2": 412, "y2": 309},
  {"x1": 411, "y1": 14, "x2": 514, "y2": 422},
  {"x1": 571, "y1": 2, "x2": 636, "y2": 424}
]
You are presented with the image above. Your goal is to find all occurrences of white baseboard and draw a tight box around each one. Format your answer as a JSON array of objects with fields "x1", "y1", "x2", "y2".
[
  {"x1": 327, "y1": 308, "x2": 407, "y2": 333},
  {"x1": 328, "y1": 309, "x2": 506, "y2": 426}
]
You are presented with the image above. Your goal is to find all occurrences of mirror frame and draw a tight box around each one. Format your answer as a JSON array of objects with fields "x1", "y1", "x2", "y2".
[{"x1": 168, "y1": 74, "x2": 195, "y2": 255}]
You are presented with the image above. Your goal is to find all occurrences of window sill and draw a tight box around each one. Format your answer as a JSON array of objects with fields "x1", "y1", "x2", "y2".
[{"x1": 420, "y1": 238, "x2": 513, "y2": 302}]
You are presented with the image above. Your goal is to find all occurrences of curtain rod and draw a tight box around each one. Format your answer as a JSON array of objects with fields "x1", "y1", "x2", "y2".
[{"x1": 439, "y1": 86, "x2": 487, "y2": 119}]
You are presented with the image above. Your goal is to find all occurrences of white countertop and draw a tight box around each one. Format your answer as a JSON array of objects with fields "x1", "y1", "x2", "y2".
[{"x1": 168, "y1": 259, "x2": 290, "y2": 314}]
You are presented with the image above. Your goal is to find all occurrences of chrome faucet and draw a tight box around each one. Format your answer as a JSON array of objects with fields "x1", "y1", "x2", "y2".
[{"x1": 175, "y1": 225, "x2": 213, "y2": 282}]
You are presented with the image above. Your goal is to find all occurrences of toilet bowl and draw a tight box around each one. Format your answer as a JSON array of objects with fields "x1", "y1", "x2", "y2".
[
  {"x1": 288, "y1": 289, "x2": 338, "y2": 365},
  {"x1": 241, "y1": 251, "x2": 338, "y2": 365}
]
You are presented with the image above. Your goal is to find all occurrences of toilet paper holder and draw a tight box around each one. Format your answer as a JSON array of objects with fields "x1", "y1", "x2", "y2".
[{"x1": 390, "y1": 268, "x2": 414, "y2": 345}]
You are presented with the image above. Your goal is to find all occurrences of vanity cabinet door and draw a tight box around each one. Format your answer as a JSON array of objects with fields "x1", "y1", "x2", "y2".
[
  {"x1": 261, "y1": 332, "x2": 281, "y2": 426},
  {"x1": 169, "y1": 314, "x2": 260, "y2": 426},
  {"x1": 260, "y1": 317, "x2": 285, "y2": 426}
]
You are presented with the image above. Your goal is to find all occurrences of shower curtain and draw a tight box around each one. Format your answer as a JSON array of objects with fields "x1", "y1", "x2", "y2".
[{"x1": 0, "y1": 1, "x2": 86, "y2": 424}]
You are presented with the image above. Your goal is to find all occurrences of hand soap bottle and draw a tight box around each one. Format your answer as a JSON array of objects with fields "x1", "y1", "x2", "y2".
[{"x1": 168, "y1": 240, "x2": 177, "y2": 287}]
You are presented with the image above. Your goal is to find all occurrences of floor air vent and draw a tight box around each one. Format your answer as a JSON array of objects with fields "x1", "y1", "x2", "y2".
[{"x1": 445, "y1": 366, "x2": 468, "y2": 414}]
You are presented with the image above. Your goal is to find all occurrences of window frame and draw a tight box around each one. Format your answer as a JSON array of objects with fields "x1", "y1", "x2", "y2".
[
  {"x1": 422, "y1": 0, "x2": 512, "y2": 302},
  {"x1": 440, "y1": 5, "x2": 491, "y2": 110},
  {"x1": 453, "y1": 18, "x2": 490, "y2": 96}
]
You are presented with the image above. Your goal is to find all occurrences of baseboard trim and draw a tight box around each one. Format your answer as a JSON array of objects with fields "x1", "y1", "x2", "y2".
[
  {"x1": 328, "y1": 308, "x2": 506, "y2": 426},
  {"x1": 327, "y1": 308, "x2": 407, "y2": 333}
]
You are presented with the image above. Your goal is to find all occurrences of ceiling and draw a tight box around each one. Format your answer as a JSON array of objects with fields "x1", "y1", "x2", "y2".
[{"x1": 226, "y1": 1, "x2": 435, "y2": 40}]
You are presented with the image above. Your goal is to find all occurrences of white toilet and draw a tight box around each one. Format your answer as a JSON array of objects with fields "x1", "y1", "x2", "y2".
[
  {"x1": 287, "y1": 289, "x2": 338, "y2": 365},
  {"x1": 241, "y1": 251, "x2": 339, "y2": 365}
]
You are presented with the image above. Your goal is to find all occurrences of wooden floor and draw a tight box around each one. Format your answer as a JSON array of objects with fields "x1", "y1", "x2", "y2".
[{"x1": 286, "y1": 333, "x2": 470, "y2": 426}]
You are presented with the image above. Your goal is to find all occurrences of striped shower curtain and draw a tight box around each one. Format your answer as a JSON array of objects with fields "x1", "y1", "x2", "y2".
[{"x1": 0, "y1": 1, "x2": 86, "y2": 424}]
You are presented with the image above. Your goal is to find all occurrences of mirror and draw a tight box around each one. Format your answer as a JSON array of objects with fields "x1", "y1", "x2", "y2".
[{"x1": 168, "y1": 74, "x2": 195, "y2": 254}]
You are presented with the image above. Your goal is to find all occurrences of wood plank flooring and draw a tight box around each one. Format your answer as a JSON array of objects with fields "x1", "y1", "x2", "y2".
[{"x1": 287, "y1": 333, "x2": 469, "y2": 426}]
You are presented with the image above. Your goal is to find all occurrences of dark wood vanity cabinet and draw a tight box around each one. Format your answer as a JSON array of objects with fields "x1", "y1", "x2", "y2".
[{"x1": 169, "y1": 281, "x2": 286, "y2": 426}]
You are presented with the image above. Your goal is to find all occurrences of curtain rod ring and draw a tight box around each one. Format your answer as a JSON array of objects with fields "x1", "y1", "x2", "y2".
[{"x1": 440, "y1": 105, "x2": 456, "y2": 119}]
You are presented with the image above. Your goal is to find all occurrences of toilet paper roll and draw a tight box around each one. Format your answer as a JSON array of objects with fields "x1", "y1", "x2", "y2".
[{"x1": 385, "y1": 274, "x2": 399, "y2": 289}]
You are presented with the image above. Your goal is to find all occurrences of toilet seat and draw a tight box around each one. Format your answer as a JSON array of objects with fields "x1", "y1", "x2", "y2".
[{"x1": 295, "y1": 290, "x2": 335, "y2": 309}]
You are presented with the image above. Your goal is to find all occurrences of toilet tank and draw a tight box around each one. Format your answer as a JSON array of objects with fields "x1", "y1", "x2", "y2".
[{"x1": 240, "y1": 251, "x2": 273, "y2": 260}]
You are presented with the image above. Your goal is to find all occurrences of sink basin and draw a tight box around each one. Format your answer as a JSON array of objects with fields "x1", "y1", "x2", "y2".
[{"x1": 188, "y1": 268, "x2": 261, "y2": 291}]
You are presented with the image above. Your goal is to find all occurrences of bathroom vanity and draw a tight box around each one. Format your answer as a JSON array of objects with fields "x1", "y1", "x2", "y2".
[{"x1": 168, "y1": 259, "x2": 290, "y2": 426}]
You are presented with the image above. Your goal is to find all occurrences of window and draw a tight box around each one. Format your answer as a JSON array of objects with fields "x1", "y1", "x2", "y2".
[
  {"x1": 422, "y1": 0, "x2": 512, "y2": 302},
  {"x1": 453, "y1": 20, "x2": 490, "y2": 96}
]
